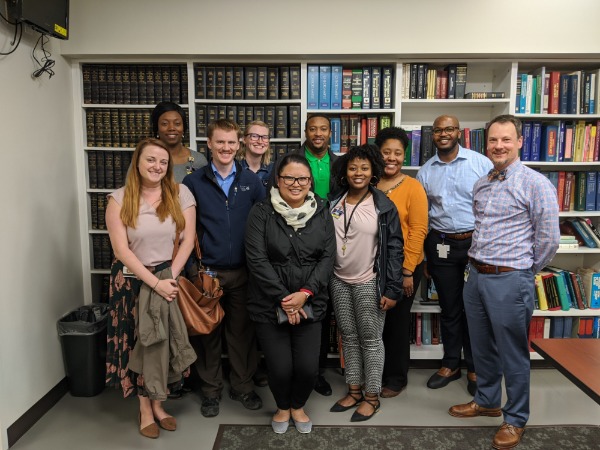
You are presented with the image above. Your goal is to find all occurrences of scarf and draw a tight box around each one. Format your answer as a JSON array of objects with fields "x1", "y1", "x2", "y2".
[{"x1": 270, "y1": 186, "x2": 317, "y2": 231}]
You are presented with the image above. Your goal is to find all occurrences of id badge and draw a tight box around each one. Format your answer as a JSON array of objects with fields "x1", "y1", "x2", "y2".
[
  {"x1": 464, "y1": 264, "x2": 470, "y2": 283},
  {"x1": 437, "y1": 243, "x2": 450, "y2": 259},
  {"x1": 122, "y1": 265, "x2": 136, "y2": 278}
]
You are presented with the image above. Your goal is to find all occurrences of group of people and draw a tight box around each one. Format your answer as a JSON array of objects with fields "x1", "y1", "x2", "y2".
[{"x1": 105, "y1": 101, "x2": 560, "y2": 450}]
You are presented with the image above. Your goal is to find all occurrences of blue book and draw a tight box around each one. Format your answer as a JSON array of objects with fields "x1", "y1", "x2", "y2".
[
  {"x1": 530, "y1": 122, "x2": 542, "y2": 161},
  {"x1": 330, "y1": 66, "x2": 343, "y2": 109},
  {"x1": 521, "y1": 122, "x2": 532, "y2": 161},
  {"x1": 411, "y1": 130, "x2": 421, "y2": 167},
  {"x1": 307, "y1": 65, "x2": 319, "y2": 109},
  {"x1": 519, "y1": 73, "x2": 527, "y2": 113},
  {"x1": 540, "y1": 124, "x2": 558, "y2": 162},
  {"x1": 557, "y1": 121, "x2": 566, "y2": 161},
  {"x1": 330, "y1": 117, "x2": 341, "y2": 152},
  {"x1": 318, "y1": 66, "x2": 331, "y2": 109},
  {"x1": 567, "y1": 73, "x2": 579, "y2": 115},
  {"x1": 559, "y1": 74, "x2": 570, "y2": 114},
  {"x1": 549, "y1": 316, "x2": 564, "y2": 338},
  {"x1": 562, "y1": 317, "x2": 573, "y2": 338},
  {"x1": 421, "y1": 313, "x2": 432, "y2": 345},
  {"x1": 545, "y1": 268, "x2": 572, "y2": 311},
  {"x1": 546, "y1": 171, "x2": 559, "y2": 193},
  {"x1": 596, "y1": 173, "x2": 600, "y2": 211},
  {"x1": 569, "y1": 219, "x2": 597, "y2": 248},
  {"x1": 594, "y1": 317, "x2": 600, "y2": 337},
  {"x1": 586, "y1": 172, "x2": 597, "y2": 211}
]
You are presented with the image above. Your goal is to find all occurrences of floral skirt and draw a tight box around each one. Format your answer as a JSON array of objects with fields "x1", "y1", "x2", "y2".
[{"x1": 105, "y1": 260, "x2": 185, "y2": 398}]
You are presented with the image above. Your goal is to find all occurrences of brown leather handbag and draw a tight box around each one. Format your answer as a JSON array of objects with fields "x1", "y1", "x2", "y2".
[{"x1": 174, "y1": 235, "x2": 224, "y2": 336}]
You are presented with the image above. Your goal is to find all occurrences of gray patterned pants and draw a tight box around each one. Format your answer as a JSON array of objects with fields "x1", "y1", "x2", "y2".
[{"x1": 330, "y1": 276, "x2": 385, "y2": 394}]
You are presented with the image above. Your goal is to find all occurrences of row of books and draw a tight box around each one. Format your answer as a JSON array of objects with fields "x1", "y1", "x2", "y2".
[
  {"x1": 401, "y1": 63, "x2": 470, "y2": 100},
  {"x1": 546, "y1": 173, "x2": 600, "y2": 212},
  {"x1": 88, "y1": 151, "x2": 132, "y2": 191},
  {"x1": 528, "y1": 316, "x2": 600, "y2": 349},
  {"x1": 515, "y1": 67, "x2": 598, "y2": 115},
  {"x1": 85, "y1": 109, "x2": 173, "y2": 148},
  {"x1": 307, "y1": 65, "x2": 394, "y2": 110},
  {"x1": 411, "y1": 312, "x2": 442, "y2": 346},
  {"x1": 521, "y1": 120, "x2": 599, "y2": 162},
  {"x1": 194, "y1": 65, "x2": 301, "y2": 101},
  {"x1": 535, "y1": 266, "x2": 600, "y2": 311},
  {"x1": 90, "y1": 193, "x2": 108, "y2": 230},
  {"x1": 330, "y1": 115, "x2": 392, "y2": 153},
  {"x1": 560, "y1": 218, "x2": 600, "y2": 249},
  {"x1": 195, "y1": 143, "x2": 301, "y2": 165},
  {"x1": 92, "y1": 235, "x2": 114, "y2": 270},
  {"x1": 82, "y1": 64, "x2": 188, "y2": 105},
  {"x1": 195, "y1": 104, "x2": 301, "y2": 139}
]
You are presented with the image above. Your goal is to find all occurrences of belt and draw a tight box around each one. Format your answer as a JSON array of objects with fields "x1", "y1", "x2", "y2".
[
  {"x1": 469, "y1": 259, "x2": 516, "y2": 275},
  {"x1": 432, "y1": 229, "x2": 473, "y2": 240}
]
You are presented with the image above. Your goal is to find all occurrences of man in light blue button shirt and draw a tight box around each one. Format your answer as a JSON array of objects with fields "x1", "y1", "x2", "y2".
[{"x1": 416, "y1": 115, "x2": 493, "y2": 395}]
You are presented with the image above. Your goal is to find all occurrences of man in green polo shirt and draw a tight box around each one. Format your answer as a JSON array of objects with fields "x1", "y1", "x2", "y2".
[{"x1": 302, "y1": 114, "x2": 339, "y2": 200}]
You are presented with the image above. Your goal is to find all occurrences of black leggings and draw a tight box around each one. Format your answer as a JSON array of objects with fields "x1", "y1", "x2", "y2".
[{"x1": 254, "y1": 320, "x2": 321, "y2": 410}]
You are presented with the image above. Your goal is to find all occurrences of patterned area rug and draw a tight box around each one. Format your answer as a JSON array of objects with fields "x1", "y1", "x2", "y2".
[{"x1": 213, "y1": 424, "x2": 600, "y2": 449}]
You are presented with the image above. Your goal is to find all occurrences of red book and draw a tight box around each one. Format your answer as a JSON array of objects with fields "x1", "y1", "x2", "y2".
[
  {"x1": 366, "y1": 116, "x2": 378, "y2": 144},
  {"x1": 556, "y1": 171, "x2": 566, "y2": 211},
  {"x1": 415, "y1": 312, "x2": 422, "y2": 346},
  {"x1": 548, "y1": 71, "x2": 561, "y2": 114},
  {"x1": 463, "y1": 127, "x2": 471, "y2": 149},
  {"x1": 360, "y1": 118, "x2": 367, "y2": 145}
]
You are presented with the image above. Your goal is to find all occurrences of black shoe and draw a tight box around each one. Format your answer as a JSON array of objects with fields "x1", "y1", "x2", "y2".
[
  {"x1": 314, "y1": 375, "x2": 332, "y2": 396},
  {"x1": 427, "y1": 367, "x2": 461, "y2": 389},
  {"x1": 253, "y1": 370, "x2": 269, "y2": 388},
  {"x1": 350, "y1": 396, "x2": 380, "y2": 422},
  {"x1": 201, "y1": 397, "x2": 220, "y2": 418},
  {"x1": 467, "y1": 372, "x2": 477, "y2": 396},
  {"x1": 167, "y1": 390, "x2": 183, "y2": 400},
  {"x1": 229, "y1": 389, "x2": 263, "y2": 410}
]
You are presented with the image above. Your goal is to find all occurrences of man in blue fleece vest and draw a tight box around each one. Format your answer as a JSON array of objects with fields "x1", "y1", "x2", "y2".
[{"x1": 183, "y1": 119, "x2": 266, "y2": 418}]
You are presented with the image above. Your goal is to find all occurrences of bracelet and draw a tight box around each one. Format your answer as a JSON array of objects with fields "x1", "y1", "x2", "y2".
[
  {"x1": 403, "y1": 274, "x2": 413, "y2": 277},
  {"x1": 152, "y1": 279, "x2": 160, "y2": 291}
]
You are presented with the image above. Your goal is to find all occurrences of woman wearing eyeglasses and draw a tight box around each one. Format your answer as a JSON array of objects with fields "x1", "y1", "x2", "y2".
[
  {"x1": 245, "y1": 153, "x2": 336, "y2": 434},
  {"x1": 238, "y1": 121, "x2": 275, "y2": 191}
]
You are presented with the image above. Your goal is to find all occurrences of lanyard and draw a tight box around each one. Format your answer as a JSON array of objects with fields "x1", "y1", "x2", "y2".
[{"x1": 341, "y1": 190, "x2": 370, "y2": 254}]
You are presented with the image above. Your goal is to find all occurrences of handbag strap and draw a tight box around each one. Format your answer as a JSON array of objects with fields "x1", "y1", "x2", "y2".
[{"x1": 172, "y1": 233, "x2": 203, "y2": 262}]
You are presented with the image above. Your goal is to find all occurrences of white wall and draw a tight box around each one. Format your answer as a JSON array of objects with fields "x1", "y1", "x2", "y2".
[
  {"x1": 0, "y1": 21, "x2": 82, "y2": 450},
  {"x1": 61, "y1": 0, "x2": 600, "y2": 57}
]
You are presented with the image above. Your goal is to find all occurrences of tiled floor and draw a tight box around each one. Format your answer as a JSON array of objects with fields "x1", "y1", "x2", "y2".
[{"x1": 11, "y1": 368, "x2": 600, "y2": 449}]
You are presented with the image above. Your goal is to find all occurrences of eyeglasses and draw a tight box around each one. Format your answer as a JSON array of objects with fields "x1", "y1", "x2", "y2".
[
  {"x1": 245, "y1": 133, "x2": 270, "y2": 142},
  {"x1": 279, "y1": 176, "x2": 311, "y2": 186},
  {"x1": 433, "y1": 126, "x2": 459, "y2": 136}
]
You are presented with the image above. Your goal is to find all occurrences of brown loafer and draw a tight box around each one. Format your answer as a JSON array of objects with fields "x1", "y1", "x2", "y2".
[
  {"x1": 448, "y1": 400, "x2": 502, "y2": 418},
  {"x1": 156, "y1": 416, "x2": 176, "y2": 431},
  {"x1": 492, "y1": 422, "x2": 524, "y2": 449},
  {"x1": 138, "y1": 413, "x2": 159, "y2": 439},
  {"x1": 380, "y1": 385, "x2": 405, "y2": 398}
]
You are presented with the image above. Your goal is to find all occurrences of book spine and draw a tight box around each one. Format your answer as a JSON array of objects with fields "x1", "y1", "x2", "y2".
[
  {"x1": 289, "y1": 106, "x2": 301, "y2": 139},
  {"x1": 224, "y1": 66, "x2": 234, "y2": 100},
  {"x1": 267, "y1": 67, "x2": 279, "y2": 100},
  {"x1": 319, "y1": 65, "x2": 332, "y2": 109},
  {"x1": 289, "y1": 66, "x2": 301, "y2": 100},
  {"x1": 280, "y1": 66, "x2": 291, "y2": 100},
  {"x1": 370, "y1": 66, "x2": 381, "y2": 109},
  {"x1": 88, "y1": 151, "x2": 98, "y2": 189},
  {"x1": 342, "y1": 69, "x2": 352, "y2": 109},
  {"x1": 307, "y1": 65, "x2": 319, "y2": 109},
  {"x1": 455, "y1": 64, "x2": 467, "y2": 99},
  {"x1": 233, "y1": 67, "x2": 244, "y2": 100},
  {"x1": 83, "y1": 65, "x2": 92, "y2": 104},
  {"x1": 330, "y1": 65, "x2": 343, "y2": 109},
  {"x1": 153, "y1": 65, "x2": 163, "y2": 102},
  {"x1": 161, "y1": 66, "x2": 171, "y2": 102},
  {"x1": 256, "y1": 66, "x2": 268, "y2": 100},
  {"x1": 114, "y1": 152, "x2": 123, "y2": 188},
  {"x1": 361, "y1": 67, "x2": 371, "y2": 109},
  {"x1": 145, "y1": 66, "x2": 155, "y2": 104},
  {"x1": 330, "y1": 117, "x2": 341, "y2": 152},
  {"x1": 275, "y1": 106, "x2": 288, "y2": 139},
  {"x1": 382, "y1": 66, "x2": 393, "y2": 109},
  {"x1": 351, "y1": 69, "x2": 363, "y2": 109},
  {"x1": 244, "y1": 67, "x2": 257, "y2": 100},
  {"x1": 129, "y1": 66, "x2": 139, "y2": 104}
]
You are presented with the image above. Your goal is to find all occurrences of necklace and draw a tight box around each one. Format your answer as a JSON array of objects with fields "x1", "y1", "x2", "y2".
[
  {"x1": 341, "y1": 190, "x2": 370, "y2": 256},
  {"x1": 382, "y1": 175, "x2": 406, "y2": 195}
]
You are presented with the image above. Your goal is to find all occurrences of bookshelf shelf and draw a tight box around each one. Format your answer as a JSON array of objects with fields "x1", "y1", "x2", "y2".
[
  {"x1": 411, "y1": 303, "x2": 441, "y2": 314},
  {"x1": 410, "y1": 345, "x2": 444, "y2": 360},
  {"x1": 83, "y1": 104, "x2": 188, "y2": 109},
  {"x1": 195, "y1": 99, "x2": 301, "y2": 105},
  {"x1": 515, "y1": 113, "x2": 600, "y2": 120},
  {"x1": 559, "y1": 211, "x2": 600, "y2": 217},
  {"x1": 306, "y1": 108, "x2": 394, "y2": 115},
  {"x1": 523, "y1": 161, "x2": 599, "y2": 168},
  {"x1": 90, "y1": 269, "x2": 110, "y2": 275},
  {"x1": 556, "y1": 247, "x2": 600, "y2": 254},
  {"x1": 85, "y1": 147, "x2": 134, "y2": 152},
  {"x1": 89, "y1": 229, "x2": 109, "y2": 234},
  {"x1": 401, "y1": 99, "x2": 510, "y2": 105},
  {"x1": 533, "y1": 309, "x2": 600, "y2": 317}
]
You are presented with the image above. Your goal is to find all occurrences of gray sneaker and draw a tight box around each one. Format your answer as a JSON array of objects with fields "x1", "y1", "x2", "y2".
[
  {"x1": 292, "y1": 418, "x2": 313, "y2": 434},
  {"x1": 271, "y1": 419, "x2": 290, "y2": 434}
]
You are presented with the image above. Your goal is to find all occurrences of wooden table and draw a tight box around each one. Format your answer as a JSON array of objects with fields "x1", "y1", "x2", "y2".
[{"x1": 531, "y1": 338, "x2": 600, "y2": 405}]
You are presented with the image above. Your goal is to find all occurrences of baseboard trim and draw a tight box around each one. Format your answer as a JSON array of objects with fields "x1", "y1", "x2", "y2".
[{"x1": 7, "y1": 377, "x2": 68, "y2": 448}]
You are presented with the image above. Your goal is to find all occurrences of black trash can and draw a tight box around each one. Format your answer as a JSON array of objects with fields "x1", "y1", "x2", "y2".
[{"x1": 57, "y1": 303, "x2": 109, "y2": 397}]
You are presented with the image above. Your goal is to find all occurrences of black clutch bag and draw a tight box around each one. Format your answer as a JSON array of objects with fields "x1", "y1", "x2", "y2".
[{"x1": 276, "y1": 303, "x2": 314, "y2": 324}]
